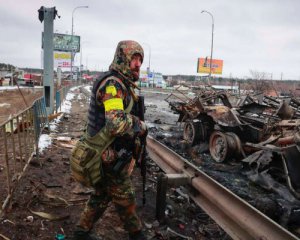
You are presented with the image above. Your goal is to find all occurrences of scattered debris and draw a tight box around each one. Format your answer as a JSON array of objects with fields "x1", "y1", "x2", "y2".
[
  {"x1": 24, "y1": 216, "x2": 34, "y2": 223},
  {"x1": 56, "y1": 136, "x2": 72, "y2": 142},
  {"x1": 48, "y1": 112, "x2": 63, "y2": 122},
  {"x1": 166, "y1": 227, "x2": 193, "y2": 239},
  {"x1": 166, "y1": 86, "x2": 300, "y2": 199},
  {"x1": 40, "y1": 220, "x2": 47, "y2": 231},
  {"x1": 2, "y1": 220, "x2": 15, "y2": 225},
  {"x1": 0, "y1": 233, "x2": 10, "y2": 240},
  {"x1": 55, "y1": 233, "x2": 65, "y2": 240},
  {"x1": 28, "y1": 209, "x2": 69, "y2": 221}
]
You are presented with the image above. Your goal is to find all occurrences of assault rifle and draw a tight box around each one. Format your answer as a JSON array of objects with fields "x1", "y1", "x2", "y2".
[{"x1": 137, "y1": 95, "x2": 147, "y2": 205}]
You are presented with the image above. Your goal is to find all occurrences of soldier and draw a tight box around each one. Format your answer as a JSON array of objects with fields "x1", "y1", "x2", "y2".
[{"x1": 73, "y1": 40, "x2": 147, "y2": 240}]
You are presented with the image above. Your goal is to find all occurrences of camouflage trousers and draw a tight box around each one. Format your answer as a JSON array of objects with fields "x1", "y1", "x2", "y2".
[{"x1": 77, "y1": 167, "x2": 142, "y2": 234}]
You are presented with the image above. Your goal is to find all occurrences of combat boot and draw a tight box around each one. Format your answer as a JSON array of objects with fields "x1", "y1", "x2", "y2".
[
  {"x1": 73, "y1": 229, "x2": 102, "y2": 240},
  {"x1": 73, "y1": 227, "x2": 103, "y2": 240},
  {"x1": 129, "y1": 231, "x2": 146, "y2": 240}
]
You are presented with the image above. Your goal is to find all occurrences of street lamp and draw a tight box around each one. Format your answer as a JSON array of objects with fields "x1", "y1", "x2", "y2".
[
  {"x1": 142, "y1": 42, "x2": 151, "y2": 88},
  {"x1": 142, "y1": 42, "x2": 151, "y2": 72},
  {"x1": 80, "y1": 41, "x2": 89, "y2": 82},
  {"x1": 201, "y1": 10, "x2": 214, "y2": 85},
  {"x1": 70, "y1": 5, "x2": 88, "y2": 81}
]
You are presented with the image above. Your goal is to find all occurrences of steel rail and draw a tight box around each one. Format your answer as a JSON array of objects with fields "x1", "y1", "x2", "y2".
[{"x1": 146, "y1": 136, "x2": 299, "y2": 240}]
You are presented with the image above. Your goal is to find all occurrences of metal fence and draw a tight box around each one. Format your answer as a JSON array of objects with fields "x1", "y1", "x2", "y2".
[
  {"x1": 55, "y1": 86, "x2": 69, "y2": 113},
  {"x1": 0, "y1": 85, "x2": 72, "y2": 216}
]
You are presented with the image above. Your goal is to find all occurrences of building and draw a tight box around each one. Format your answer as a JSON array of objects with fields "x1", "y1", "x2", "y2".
[
  {"x1": 211, "y1": 85, "x2": 239, "y2": 93},
  {"x1": 139, "y1": 70, "x2": 167, "y2": 88}
]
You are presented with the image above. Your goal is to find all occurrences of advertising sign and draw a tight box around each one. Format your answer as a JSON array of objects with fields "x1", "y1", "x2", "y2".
[
  {"x1": 54, "y1": 51, "x2": 71, "y2": 68},
  {"x1": 139, "y1": 70, "x2": 148, "y2": 82},
  {"x1": 42, "y1": 33, "x2": 81, "y2": 52},
  {"x1": 197, "y1": 57, "x2": 223, "y2": 75}
]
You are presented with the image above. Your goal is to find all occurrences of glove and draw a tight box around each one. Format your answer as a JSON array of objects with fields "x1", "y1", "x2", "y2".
[{"x1": 138, "y1": 121, "x2": 148, "y2": 137}]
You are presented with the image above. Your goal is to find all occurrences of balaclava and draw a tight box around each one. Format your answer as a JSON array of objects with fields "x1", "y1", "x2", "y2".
[{"x1": 109, "y1": 40, "x2": 144, "y2": 81}]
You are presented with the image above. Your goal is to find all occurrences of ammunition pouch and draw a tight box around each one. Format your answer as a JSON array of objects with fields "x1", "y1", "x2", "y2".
[
  {"x1": 70, "y1": 140, "x2": 103, "y2": 187},
  {"x1": 70, "y1": 127, "x2": 115, "y2": 187}
]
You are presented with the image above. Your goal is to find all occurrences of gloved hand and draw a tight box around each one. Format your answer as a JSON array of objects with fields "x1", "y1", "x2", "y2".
[{"x1": 138, "y1": 121, "x2": 148, "y2": 137}]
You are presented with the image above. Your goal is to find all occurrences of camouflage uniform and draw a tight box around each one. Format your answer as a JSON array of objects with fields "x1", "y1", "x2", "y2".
[{"x1": 74, "y1": 41, "x2": 146, "y2": 240}]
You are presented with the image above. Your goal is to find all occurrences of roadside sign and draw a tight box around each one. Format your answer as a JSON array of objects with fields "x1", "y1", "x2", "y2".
[
  {"x1": 42, "y1": 33, "x2": 81, "y2": 52},
  {"x1": 54, "y1": 51, "x2": 71, "y2": 68},
  {"x1": 197, "y1": 58, "x2": 223, "y2": 75}
]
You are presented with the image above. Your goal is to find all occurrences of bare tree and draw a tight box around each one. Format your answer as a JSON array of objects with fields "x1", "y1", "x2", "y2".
[{"x1": 248, "y1": 70, "x2": 273, "y2": 94}]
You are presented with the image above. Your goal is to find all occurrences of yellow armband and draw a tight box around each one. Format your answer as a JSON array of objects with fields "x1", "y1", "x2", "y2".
[{"x1": 103, "y1": 98, "x2": 124, "y2": 111}]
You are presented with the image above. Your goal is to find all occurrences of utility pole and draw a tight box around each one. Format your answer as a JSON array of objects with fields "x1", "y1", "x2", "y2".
[
  {"x1": 70, "y1": 6, "x2": 88, "y2": 82},
  {"x1": 38, "y1": 6, "x2": 59, "y2": 114},
  {"x1": 201, "y1": 10, "x2": 214, "y2": 85}
]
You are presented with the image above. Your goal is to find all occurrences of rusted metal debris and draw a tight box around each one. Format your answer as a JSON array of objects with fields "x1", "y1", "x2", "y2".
[
  {"x1": 165, "y1": 86, "x2": 300, "y2": 200},
  {"x1": 146, "y1": 136, "x2": 299, "y2": 240}
]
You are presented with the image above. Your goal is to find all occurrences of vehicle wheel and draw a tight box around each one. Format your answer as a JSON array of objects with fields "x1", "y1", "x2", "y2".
[
  {"x1": 226, "y1": 132, "x2": 242, "y2": 158},
  {"x1": 183, "y1": 121, "x2": 201, "y2": 145},
  {"x1": 209, "y1": 131, "x2": 242, "y2": 162},
  {"x1": 209, "y1": 131, "x2": 228, "y2": 162}
]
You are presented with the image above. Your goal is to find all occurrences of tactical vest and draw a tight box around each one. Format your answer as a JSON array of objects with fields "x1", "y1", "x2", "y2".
[
  {"x1": 87, "y1": 71, "x2": 125, "y2": 137},
  {"x1": 70, "y1": 71, "x2": 135, "y2": 187}
]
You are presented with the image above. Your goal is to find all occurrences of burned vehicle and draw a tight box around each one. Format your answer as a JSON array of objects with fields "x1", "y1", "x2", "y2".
[{"x1": 165, "y1": 86, "x2": 300, "y2": 199}]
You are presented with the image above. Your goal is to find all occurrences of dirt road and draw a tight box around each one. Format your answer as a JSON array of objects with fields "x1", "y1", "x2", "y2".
[{"x1": 0, "y1": 86, "x2": 219, "y2": 240}]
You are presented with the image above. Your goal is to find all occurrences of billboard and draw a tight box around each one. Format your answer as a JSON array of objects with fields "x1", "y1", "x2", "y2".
[
  {"x1": 139, "y1": 70, "x2": 148, "y2": 82},
  {"x1": 42, "y1": 33, "x2": 81, "y2": 52},
  {"x1": 197, "y1": 58, "x2": 223, "y2": 75},
  {"x1": 54, "y1": 51, "x2": 71, "y2": 68}
]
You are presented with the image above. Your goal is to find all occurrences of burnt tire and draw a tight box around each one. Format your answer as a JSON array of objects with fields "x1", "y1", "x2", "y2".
[
  {"x1": 209, "y1": 131, "x2": 242, "y2": 162},
  {"x1": 209, "y1": 131, "x2": 228, "y2": 162},
  {"x1": 183, "y1": 121, "x2": 201, "y2": 146}
]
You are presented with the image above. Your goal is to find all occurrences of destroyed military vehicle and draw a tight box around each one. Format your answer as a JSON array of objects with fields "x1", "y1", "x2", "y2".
[{"x1": 165, "y1": 85, "x2": 300, "y2": 199}]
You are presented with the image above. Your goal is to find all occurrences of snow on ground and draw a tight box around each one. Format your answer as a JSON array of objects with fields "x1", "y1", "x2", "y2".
[
  {"x1": 0, "y1": 103, "x2": 10, "y2": 107},
  {"x1": 0, "y1": 86, "x2": 43, "y2": 91},
  {"x1": 84, "y1": 85, "x2": 92, "y2": 92},
  {"x1": 61, "y1": 85, "x2": 81, "y2": 113},
  {"x1": 47, "y1": 85, "x2": 81, "y2": 131},
  {"x1": 38, "y1": 134, "x2": 52, "y2": 153}
]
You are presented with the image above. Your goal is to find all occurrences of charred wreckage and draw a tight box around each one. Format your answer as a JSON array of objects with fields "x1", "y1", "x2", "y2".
[{"x1": 165, "y1": 86, "x2": 300, "y2": 219}]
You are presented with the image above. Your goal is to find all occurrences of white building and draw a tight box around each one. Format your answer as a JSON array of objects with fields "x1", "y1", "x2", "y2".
[
  {"x1": 139, "y1": 70, "x2": 167, "y2": 88},
  {"x1": 211, "y1": 85, "x2": 239, "y2": 93}
]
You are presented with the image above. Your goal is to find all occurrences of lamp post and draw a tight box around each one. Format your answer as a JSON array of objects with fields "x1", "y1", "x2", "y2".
[
  {"x1": 80, "y1": 41, "x2": 89, "y2": 83},
  {"x1": 71, "y1": 5, "x2": 88, "y2": 81},
  {"x1": 201, "y1": 10, "x2": 214, "y2": 85},
  {"x1": 142, "y1": 42, "x2": 151, "y2": 72},
  {"x1": 86, "y1": 54, "x2": 91, "y2": 71},
  {"x1": 142, "y1": 42, "x2": 151, "y2": 88}
]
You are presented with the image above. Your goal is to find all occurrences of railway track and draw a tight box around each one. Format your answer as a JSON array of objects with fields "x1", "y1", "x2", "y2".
[{"x1": 146, "y1": 136, "x2": 299, "y2": 240}]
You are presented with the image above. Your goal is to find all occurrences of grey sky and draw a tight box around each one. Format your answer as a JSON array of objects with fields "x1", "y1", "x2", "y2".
[{"x1": 0, "y1": 0, "x2": 299, "y2": 80}]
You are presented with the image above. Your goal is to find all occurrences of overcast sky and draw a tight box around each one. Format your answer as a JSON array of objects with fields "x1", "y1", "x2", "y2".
[{"x1": 0, "y1": 0, "x2": 299, "y2": 80}]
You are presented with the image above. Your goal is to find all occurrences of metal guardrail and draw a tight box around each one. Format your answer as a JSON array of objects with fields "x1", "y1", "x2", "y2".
[
  {"x1": 147, "y1": 136, "x2": 299, "y2": 240},
  {"x1": 0, "y1": 85, "x2": 72, "y2": 216}
]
